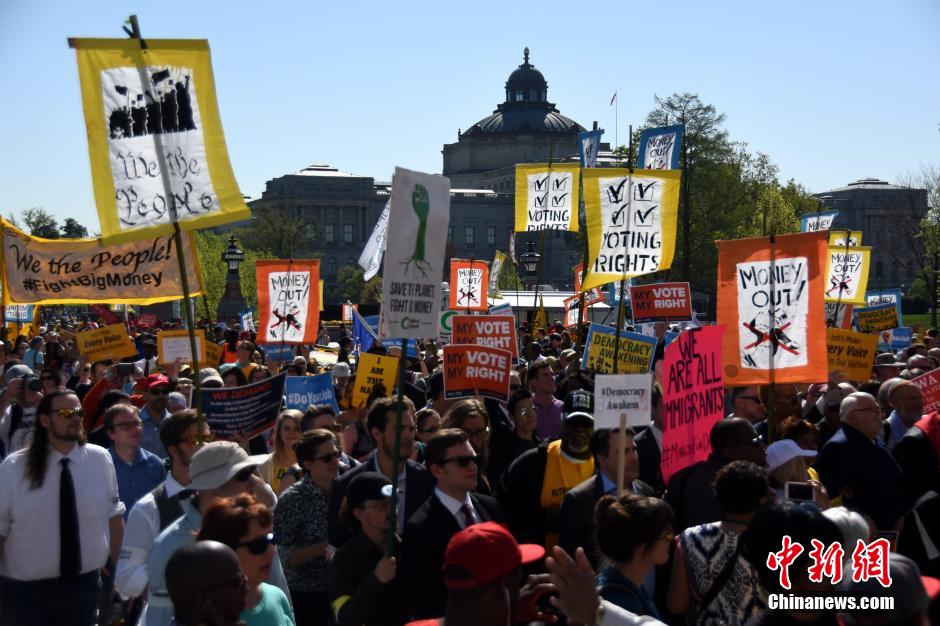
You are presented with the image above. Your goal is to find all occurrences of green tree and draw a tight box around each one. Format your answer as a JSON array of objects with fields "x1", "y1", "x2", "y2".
[
  {"x1": 234, "y1": 205, "x2": 318, "y2": 259},
  {"x1": 60, "y1": 217, "x2": 89, "y2": 239},
  {"x1": 336, "y1": 266, "x2": 366, "y2": 303},
  {"x1": 9, "y1": 207, "x2": 60, "y2": 238},
  {"x1": 194, "y1": 230, "x2": 273, "y2": 313},
  {"x1": 497, "y1": 261, "x2": 523, "y2": 291},
  {"x1": 361, "y1": 276, "x2": 382, "y2": 304},
  {"x1": 895, "y1": 166, "x2": 940, "y2": 326}
]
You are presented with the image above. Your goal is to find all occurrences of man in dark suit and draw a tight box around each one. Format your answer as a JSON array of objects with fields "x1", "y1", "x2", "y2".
[
  {"x1": 328, "y1": 397, "x2": 434, "y2": 547},
  {"x1": 817, "y1": 391, "x2": 904, "y2": 531},
  {"x1": 559, "y1": 426, "x2": 656, "y2": 568},
  {"x1": 400, "y1": 429, "x2": 504, "y2": 620},
  {"x1": 634, "y1": 384, "x2": 665, "y2": 496}
]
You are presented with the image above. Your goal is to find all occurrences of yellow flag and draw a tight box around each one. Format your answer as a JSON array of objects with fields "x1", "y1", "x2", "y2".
[
  {"x1": 581, "y1": 169, "x2": 680, "y2": 291},
  {"x1": 824, "y1": 246, "x2": 871, "y2": 305},
  {"x1": 71, "y1": 38, "x2": 251, "y2": 245},
  {"x1": 514, "y1": 164, "x2": 581, "y2": 232},
  {"x1": 829, "y1": 230, "x2": 862, "y2": 247},
  {"x1": 533, "y1": 295, "x2": 548, "y2": 331}
]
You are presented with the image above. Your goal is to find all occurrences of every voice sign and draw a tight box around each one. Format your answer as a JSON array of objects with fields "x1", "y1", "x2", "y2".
[{"x1": 442, "y1": 344, "x2": 512, "y2": 401}]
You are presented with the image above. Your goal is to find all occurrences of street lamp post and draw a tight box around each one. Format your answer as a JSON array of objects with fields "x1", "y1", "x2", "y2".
[
  {"x1": 216, "y1": 235, "x2": 248, "y2": 322},
  {"x1": 520, "y1": 240, "x2": 540, "y2": 290}
]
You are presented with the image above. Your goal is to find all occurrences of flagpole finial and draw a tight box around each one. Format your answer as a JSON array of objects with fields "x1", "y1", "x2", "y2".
[{"x1": 523, "y1": 47, "x2": 530, "y2": 64}]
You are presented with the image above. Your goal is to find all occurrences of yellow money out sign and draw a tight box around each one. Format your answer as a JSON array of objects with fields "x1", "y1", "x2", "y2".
[
  {"x1": 581, "y1": 169, "x2": 680, "y2": 292},
  {"x1": 1, "y1": 220, "x2": 204, "y2": 305}
]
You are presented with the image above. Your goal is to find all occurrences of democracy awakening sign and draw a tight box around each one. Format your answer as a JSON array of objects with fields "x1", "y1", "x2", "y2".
[
  {"x1": 285, "y1": 373, "x2": 339, "y2": 413},
  {"x1": 594, "y1": 374, "x2": 652, "y2": 429},
  {"x1": 854, "y1": 303, "x2": 899, "y2": 333},
  {"x1": 581, "y1": 169, "x2": 680, "y2": 291},
  {"x1": 199, "y1": 373, "x2": 287, "y2": 438},
  {"x1": 661, "y1": 325, "x2": 725, "y2": 482},
  {"x1": 71, "y1": 38, "x2": 250, "y2": 245},
  {"x1": 581, "y1": 323, "x2": 657, "y2": 374},
  {"x1": 1, "y1": 220, "x2": 204, "y2": 305},
  {"x1": 514, "y1": 164, "x2": 581, "y2": 232}
]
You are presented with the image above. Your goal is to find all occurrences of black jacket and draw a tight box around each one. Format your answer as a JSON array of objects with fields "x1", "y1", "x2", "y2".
[
  {"x1": 817, "y1": 424, "x2": 903, "y2": 531},
  {"x1": 328, "y1": 454, "x2": 435, "y2": 547},
  {"x1": 328, "y1": 532, "x2": 407, "y2": 626},
  {"x1": 497, "y1": 442, "x2": 550, "y2": 546},
  {"x1": 634, "y1": 426, "x2": 665, "y2": 496},
  {"x1": 400, "y1": 492, "x2": 504, "y2": 620},
  {"x1": 892, "y1": 418, "x2": 940, "y2": 511},
  {"x1": 664, "y1": 454, "x2": 728, "y2": 533},
  {"x1": 558, "y1": 473, "x2": 656, "y2": 569}
]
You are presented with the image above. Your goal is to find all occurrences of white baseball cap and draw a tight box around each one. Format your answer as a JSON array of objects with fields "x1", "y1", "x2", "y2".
[
  {"x1": 766, "y1": 439, "x2": 816, "y2": 471},
  {"x1": 187, "y1": 441, "x2": 268, "y2": 491}
]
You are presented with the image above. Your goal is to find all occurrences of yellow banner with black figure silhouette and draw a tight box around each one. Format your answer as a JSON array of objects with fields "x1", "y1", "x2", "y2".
[
  {"x1": 581, "y1": 168, "x2": 680, "y2": 291},
  {"x1": 71, "y1": 38, "x2": 250, "y2": 245}
]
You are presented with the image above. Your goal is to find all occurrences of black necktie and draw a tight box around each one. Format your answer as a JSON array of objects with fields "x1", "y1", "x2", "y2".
[
  {"x1": 460, "y1": 503, "x2": 476, "y2": 528},
  {"x1": 59, "y1": 458, "x2": 81, "y2": 577}
]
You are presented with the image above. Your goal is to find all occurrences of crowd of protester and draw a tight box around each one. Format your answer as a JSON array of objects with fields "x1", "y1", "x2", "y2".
[{"x1": 0, "y1": 310, "x2": 939, "y2": 625}]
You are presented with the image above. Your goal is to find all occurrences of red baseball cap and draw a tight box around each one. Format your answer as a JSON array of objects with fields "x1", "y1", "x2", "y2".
[
  {"x1": 144, "y1": 373, "x2": 171, "y2": 390},
  {"x1": 442, "y1": 522, "x2": 544, "y2": 590}
]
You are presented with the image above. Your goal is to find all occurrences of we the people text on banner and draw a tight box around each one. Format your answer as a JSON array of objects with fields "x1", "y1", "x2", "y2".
[
  {"x1": 866, "y1": 289, "x2": 904, "y2": 326},
  {"x1": 449, "y1": 260, "x2": 488, "y2": 312},
  {"x1": 380, "y1": 167, "x2": 451, "y2": 339},
  {"x1": 637, "y1": 124, "x2": 684, "y2": 170},
  {"x1": 452, "y1": 315, "x2": 518, "y2": 359},
  {"x1": 157, "y1": 329, "x2": 206, "y2": 364},
  {"x1": 581, "y1": 323, "x2": 657, "y2": 374},
  {"x1": 70, "y1": 39, "x2": 251, "y2": 246},
  {"x1": 716, "y1": 231, "x2": 828, "y2": 385},
  {"x1": 514, "y1": 164, "x2": 580, "y2": 232},
  {"x1": 442, "y1": 344, "x2": 511, "y2": 401},
  {"x1": 285, "y1": 373, "x2": 339, "y2": 413},
  {"x1": 76, "y1": 325, "x2": 138, "y2": 364},
  {"x1": 2, "y1": 220, "x2": 204, "y2": 305},
  {"x1": 800, "y1": 210, "x2": 838, "y2": 232},
  {"x1": 911, "y1": 370, "x2": 940, "y2": 413},
  {"x1": 824, "y1": 246, "x2": 871, "y2": 305},
  {"x1": 352, "y1": 352, "x2": 398, "y2": 408},
  {"x1": 594, "y1": 374, "x2": 652, "y2": 429},
  {"x1": 581, "y1": 169, "x2": 680, "y2": 291},
  {"x1": 829, "y1": 231, "x2": 862, "y2": 247},
  {"x1": 662, "y1": 325, "x2": 725, "y2": 483},
  {"x1": 826, "y1": 329, "x2": 878, "y2": 382},
  {"x1": 854, "y1": 303, "x2": 899, "y2": 333},
  {"x1": 256, "y1": 260, "x2": 320, "y2": 344},
  {"x1": 198, "y1": 373, "x2": 287, "y2": 438},
  {"x1": 629, "y1": 282, "x2": 693, "y2": 322}
]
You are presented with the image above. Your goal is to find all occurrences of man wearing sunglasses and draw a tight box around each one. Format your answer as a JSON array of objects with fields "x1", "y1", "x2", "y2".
[
  {"x1": 728, "y1": 385, "x2": 768, "y2": 442},
  {"x1": 401, "y1": 429, "x2": 505, "y2": 619},
  {"x1": 139, "y1": 374, "x2": 173, "y2": 459},
  {"x1": 143, "y1": 441, "x2": 287, "y2": 626},
  {"x1": 0, "y1": 389, "x2": 125, "y2": 626}
]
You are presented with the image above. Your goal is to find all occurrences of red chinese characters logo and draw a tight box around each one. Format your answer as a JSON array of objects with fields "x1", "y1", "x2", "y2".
[{"x1": 767, "y1": 537, "x2": 891, "y2": 589}]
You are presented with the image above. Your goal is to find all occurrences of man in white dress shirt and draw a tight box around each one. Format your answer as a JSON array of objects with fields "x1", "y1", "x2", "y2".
[{"x1": 0, "y1": 389, "x2": 125, "y2": 626}]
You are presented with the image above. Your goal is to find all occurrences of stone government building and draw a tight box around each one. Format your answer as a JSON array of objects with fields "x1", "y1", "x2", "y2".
[{"x1": 247, "y1": 49, "x2": 602, "y2": 304}]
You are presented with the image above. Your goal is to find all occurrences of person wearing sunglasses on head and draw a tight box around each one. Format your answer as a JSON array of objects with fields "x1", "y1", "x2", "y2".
[
  {"x1": 274, "y1": 429, "x2": 342, "y2": 625},
  {"x1": 198, "y1": 494, "x2": 294, "y2": 626},
  {"x1": 144, "y1": 441, "x2": 283, "y2": 626},
  {"x1": 0, "y1": 390, "x2": 125, "y2": 626},
  {"x1": 400, "y1": 428, "x2": 506, "y2": 620}
]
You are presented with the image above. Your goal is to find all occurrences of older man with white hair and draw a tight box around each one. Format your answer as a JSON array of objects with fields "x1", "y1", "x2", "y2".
[{"x1": 817, "y1": 392, "x2": 904, "y2": 530}]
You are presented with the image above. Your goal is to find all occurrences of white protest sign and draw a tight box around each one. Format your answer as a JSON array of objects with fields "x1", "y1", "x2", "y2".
[
  {"x1": 380, "y1": 167, "x2": 451, "y2": 339},
  {"x1": 594, "y1": 373, "x2": 653, "y2": 429},
  {"x1": 359, "y1": 201, "x2": 390, "y2": 281}
]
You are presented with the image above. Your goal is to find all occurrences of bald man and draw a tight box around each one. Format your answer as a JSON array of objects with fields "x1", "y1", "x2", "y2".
[
  {"x1": 165, "y1": 541, "x2": 246, "y2": 626},
  {"x1": 664, "y1": 417, "x2": 767, "y2": 533},
  {"x1": 817, "y1": 392, "x2": 903, "y2": 530}
]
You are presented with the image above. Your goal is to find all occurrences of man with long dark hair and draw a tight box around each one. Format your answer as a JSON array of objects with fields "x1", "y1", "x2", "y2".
[{"x1": 0, "y1": 389, "x2": 125, "y2": 625}]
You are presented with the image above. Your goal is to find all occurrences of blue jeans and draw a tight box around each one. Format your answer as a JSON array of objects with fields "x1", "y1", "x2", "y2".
[{"x1": 0, "y1": 571, "x2": 101, "y2": 626}]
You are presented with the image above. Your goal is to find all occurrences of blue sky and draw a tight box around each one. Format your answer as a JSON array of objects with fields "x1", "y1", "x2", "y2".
[{"x1": 1, "y1": 0, "x2": 937, "y2": 230}]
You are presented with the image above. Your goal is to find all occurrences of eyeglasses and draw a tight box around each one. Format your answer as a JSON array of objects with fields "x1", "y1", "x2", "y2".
[
  {"x1": 113, "y1": 420, "x2": 143, "y2": 430},
  {"x1": 55, "y1": 407, "x2": 84, "y2": 419},
  {"x1": 314, "y1": 451, "x2": 342, "y2": 463},
  {"x1": 517, "y1": 407, "x2": 534, "y2": 416},
  {"x1": 441, "y1": 455, "x2": 480, "y2": 468},
  {"x1": 237, "y1": 532, "x2": 275, "y2": 555},
  {"x1": 147, "y1": 388, "x2": 170, "y2": 396},
  {"x1": 233, "y1": 467, "x2": 256, "y2": 482}
]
